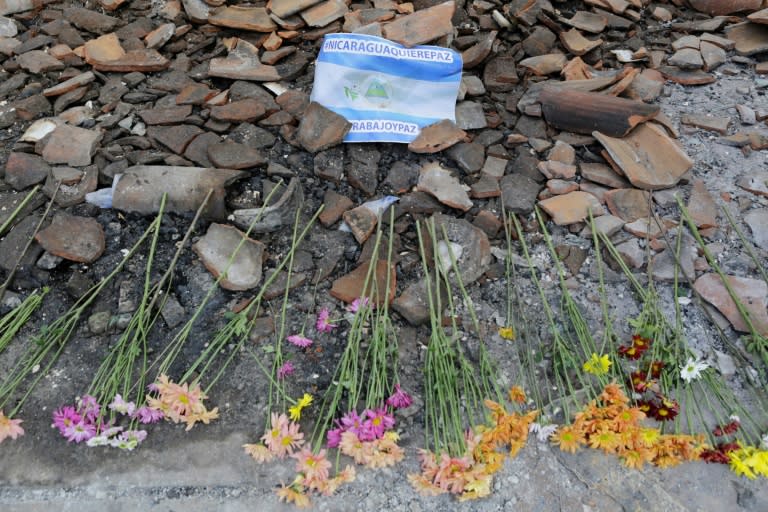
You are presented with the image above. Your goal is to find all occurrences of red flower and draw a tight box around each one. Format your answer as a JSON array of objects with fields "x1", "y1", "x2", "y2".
[
  {"x1": 618, "y1": 344, "x2": 644, "y2": 360},
  {"x1": 631, "y1": 335, "x2": 652, "y2": 350},
  {"x1": 650, "y1": 397, "x2": 679, "y2": 422},
  {"x1": 719, "y1": 442, "x2": 739, "y2": 453},
  {"x1": 630, "y1": 371, "x2": 649, "y2": 392},
  {"x1": 636, "y1": 400, "x2": 656, "y2": 416},
  {"x1": 645, "y1": 361, "x2": 664, "y2": 379},
  {"x1": 713, "y1": 420, "x2": 740, "y2": 437},
  {"x1": 700, "y1": 449, "x2": 730, "y2": 464}
]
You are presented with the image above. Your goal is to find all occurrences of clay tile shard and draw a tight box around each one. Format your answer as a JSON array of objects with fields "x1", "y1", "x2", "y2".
[
  {"x1": 681, "y1": 114, "x2": 730, "y2": 134},
  {"x1": 538, "y1": 190, "x2": 605, "y2": 225},
  {"x1": 461, "y1": 30, "x2": 496, "y2": 69},
  {"x1": 585, "y1": 0, "x2": 629, "y2": 15},
  {"x1": 296, "y1": 102, "x2": 351, "y2": 153},
  {"x1": 43, "y1": 71, "x2": 95, "y2": 97},
  {"x1": 539, "y1": 87, "x2": 659, "y2": 137},
  {"x1": 193, "y1": 223, "x2": 265, "y2": 291},
  {"x1": 35, "y1": 213, "x2": 105, "y2": 263},
  {"x1": 63, "y1": 7, "x2": 120, "y2": 34},
  {"x1": 112, "y1": 166, "x2": 246, "y2": 220},
  {"x1": 300, "y1": 0, "x2": 348, "y2": 28},
  {"x1": 269, "y1": 0, "x2": 324, "y2": 18},
  {"x1": 42, "y1": 125, "x2": 102, "y2": 167},
  {"x1": 83, "y1": 33, "x2": 169, "y2": 72},
  {"x1": 748, "y1": 8, "x2": 768, "y2": 24},
  {"x1": 519, "y1": 54, "x2": 568, "y2": 75},
  {"x1": 343, "y1": 204, "x2": 378, "y2": 244},
  {"x1": 209, "y1": 6, "x2": 278, "y2": 31},
  {"x1": 0, "y1": 0, "x2": 36, "y2": 16},
  {"x1": 16, "y1": 50, "x2": 65, "y2": 74},
  {"x1": 560, "y1": 28, "x2": 602, "y2": 56},
  {"x1": 694, "y1": 273, "x2": 768, "y2": 336},
  {"x1": 689, "y1": 0, "x2": 762, "y2": 16},
  {"x1": 210, "y1": 98, "x2": 266, "y2": 123},
  {"x1": 688, "y1": 180, "x2": 718, "y2": 229},
  {"x1": 408, "y1": 119, "x2": 468, "y2": 153},
  {"x1": 381, "y1": 0, "x2": 455, "y2": 47},
  {"x1": 416, "y1": 162, "x2": 473, "y2": 211},
  {"x1": 330, "y1": 259, "x2": 396, "y2": 306},
  {"x1": 658, "y1": 66, "x2": 716, "y2": 86},
  {"x1": 208, "y1": 39, "x2": 308, "y2": 81},
  {"x1": 593, "y1": 123, "x2": 693, "y2": 190},
  {"x1": 725, "y1": 22, "x2": 768, "y2": 56},
  {"x1": 564, "y1": 11, "x2": 608, "y2": 34}
]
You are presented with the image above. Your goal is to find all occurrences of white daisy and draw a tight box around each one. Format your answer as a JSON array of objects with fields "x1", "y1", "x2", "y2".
[
  {"x1": 529, "y1": 422, "x2": 558, "y2": 442},
  {"x1": 680, "y1": 357, "x2": 708, "y2": 383}
]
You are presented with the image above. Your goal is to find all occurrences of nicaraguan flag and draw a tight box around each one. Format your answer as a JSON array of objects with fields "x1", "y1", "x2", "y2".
[{"x1": 310, "y1": 33, "x2": 463, "y2": 143}]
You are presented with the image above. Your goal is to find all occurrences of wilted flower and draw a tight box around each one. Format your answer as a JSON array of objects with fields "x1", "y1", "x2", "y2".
[
  {"x1": 385, "y1": 384, "x2": 413, "y2": 409},
  {"x1": 498, "y1": 326, "x2": 515, "y2": 340},
  {"x1": 109, "y1": 394, "x2": 136, "y2": 416},
  {"x1": 315, "y1": 308, "x2": 336, "y2": 333},
  {"x1": 277, "y1": 361, "x2": 295, "y2": 380},
  {"x1": 287, "y1": 334, "x2": 313, "y2": 348},
  {"x1": 346, "y1": 297, "x2": 372, "y2": 313},
  {"x1": 529, "y1": 422, "x2": 558, "y2": 443},
  {"x1": 289, "y1": 393, "x2": 313, "y2": 421},
  {"x1": 133, "y1": 406, "x2": 164, "y2": 424},
  {"x1": 0, "y1": 411, "x2": 24, "y2": 443}
]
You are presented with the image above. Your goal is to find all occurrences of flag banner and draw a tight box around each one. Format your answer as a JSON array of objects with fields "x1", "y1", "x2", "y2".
[{"x1": 310, "y1": 33, "x2": 463, "y2": 143}]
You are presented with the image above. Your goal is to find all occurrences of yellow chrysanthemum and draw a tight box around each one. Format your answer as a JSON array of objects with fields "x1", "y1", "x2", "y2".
[
  {"x1": 583, "y1": 353, "x2": 612, "y2": 376},
  {"x1": 498, "y1": 326, "x2": 515, "y2": 340}
]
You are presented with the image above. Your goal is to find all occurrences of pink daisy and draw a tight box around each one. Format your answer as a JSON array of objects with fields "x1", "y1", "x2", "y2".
[
  {"x1": 364, "y1": 407, "x2": 395, "y2": 439},
  {"x1": 315, "y1": 308, "x2": 336, "y2": 333},
  {"x1": 64, "y1": 419, "x2": 96, "y2": 443},
  {"x1": 287, "y1": 334, "x2": 313, "y2": 348},
  {"x1": 346, "y1": 297, "x2": 372, "y2": 313},
  {"x1": 52, "y1": 406, "x2": 81, "y2": 434},
  {"x1": 133, "y1": 406, "x2": 164, "y2": 424},
  {"x1": 326, "y1": 427, "x2": 343, "y2": 448}
]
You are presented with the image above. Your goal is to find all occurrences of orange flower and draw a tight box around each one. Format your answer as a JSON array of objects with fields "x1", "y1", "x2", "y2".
[
  {"x1": 589, "y1": 428, "x2": 620, "y2": 453},
  {"x1": 508, "y1": 386, "x2": 527, "y2": 404},
  {"x1": 551, "y1": 425, "x2": 583, "y2": 454}
]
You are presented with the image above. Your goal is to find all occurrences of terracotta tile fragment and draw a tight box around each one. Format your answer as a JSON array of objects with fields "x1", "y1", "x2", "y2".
[
  {"x1": 408, "y1": 119, "x2": 468, "y2": 154},
  {"x1": 209, "y1": 6, "x2": 278, "y2": 31},
  {"x1": 381, "y1": 0, "x2": 454, "y2": 47},
  {"x1": 593, "y1": 123, "x2": 693, "y2": 190}
]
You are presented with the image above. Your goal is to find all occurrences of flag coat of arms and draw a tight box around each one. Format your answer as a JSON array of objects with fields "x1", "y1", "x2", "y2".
[{"x1": 310, "y1": 33, "x2": 463, "y2": 143}]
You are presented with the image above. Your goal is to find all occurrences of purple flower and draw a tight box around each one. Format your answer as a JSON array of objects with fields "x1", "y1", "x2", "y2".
[
  {"x1": 364, "y1": 407, "x2": 395, "y2": 439},
  {"x1": 147, "y1": 382, "x2": 159, "y2": 393},
  {"x1": 340, "y1": 411, "x2": 364, "y2": 436},
  {"x1": 78, "y1": 395, "x2": 101, "y2": 423},
  {"x1": 133, "y1": 406, "x2": 164, "y2": 424},
  {"x1": 64, "y1": 419, "x2": 96, "y2": 443},
  {"x1": 287, "y1": 334, "x2": 313, "y2": 348},
  {"x1": 385, "y1": 384, "x2": 413, "y2": 409},
  {"x1": 346, "y1": 297, "x2": 372, "y2": 314},
  {"x1": 110, "y1": 429, "x2": 147, "y2": 450},
  {"x1": 327, "y1": 427, "x2": 343, "y2": 448},
  {"x1": 277, "y1": 361, "x2": 295, "y2": 380},
  {"x1": 315, "y1": 308, "x2": 336, "y2": 333},
  {"x1": 52, "y1": 406, "x2": 82, "y2": 434},
  {"x1": 108, "y1": 394, "x2": 136, "y2": 416}
]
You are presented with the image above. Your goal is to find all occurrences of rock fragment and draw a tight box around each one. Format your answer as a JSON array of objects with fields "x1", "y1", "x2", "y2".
[
  {"x1": 296, "y1": 102, "x2": 351, "y2": 153},
  {"x1": 416, "y1": 162, "x2": 472, "y2": 212},
  {"x1": 35, "y1": 213, "x2": 105, "y2": 263},
  {"x1": 193, "y1": 223, "x2": 265, "y2": 291}
]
